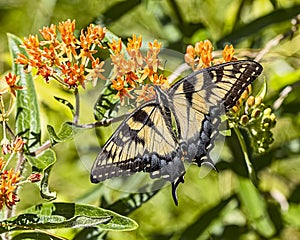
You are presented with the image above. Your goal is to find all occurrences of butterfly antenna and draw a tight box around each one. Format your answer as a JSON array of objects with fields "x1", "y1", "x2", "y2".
[{"x1": 171, "y1": 174, "x2": 185, "y2": 206}]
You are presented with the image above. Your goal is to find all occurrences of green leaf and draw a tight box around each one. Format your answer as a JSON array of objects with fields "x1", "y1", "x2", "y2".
[
  {"x1": 94, "y1": 84, "x2": 120, "y2": 121},
  {"x1": 26, "y1": 149, "x2": 56, "y2": 171},
  {"x1": 40, "y1": 165, "x2": 57, "y2": 200},
  {"x1": 256, "y1": 77, "x2": 268, "y2": 99},
  {"x1": 0, "y1": 202, "x2": 138, "y2": 233},
  {"x1": 73, "y1": 227, "x2": 106, "y2": 240},
  {"x1": 102, "y1": 180, "x2": 165, "y2": 216},
  {"x1": 47, "y1": 122, "x2": 83, "y2": 144},
  {"x1": 233, "y1": 127, "x2": 257, "y2": 185},
  {"x1": 54, "y1": 96, "x2": 75, "y2": 116},
  {"x1": 179, "y1": 195, "x2": 235, "y2": 240},
  {"x1": 237, "y1": 177, "x2": 276, "y2": 238},
  {"x1": 8, "y1": 33, "x2": 41, "y2": 151},
  {"x1": 217, "y1": 5, "x2": 300, "y2": 47},
  {"x1": 26, "y1": 149, "x2": 57, "y2": 200},
  {"x1": 12, "y1": 232, "x2": 62, "y2": 240},
  {"x1": 97, "y1": 0, "x2": 142, "y2": 26}
]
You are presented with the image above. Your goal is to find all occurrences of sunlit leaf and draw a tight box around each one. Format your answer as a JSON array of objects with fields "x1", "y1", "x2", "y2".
[
  {"x1": 179, "y1": 195, "x2": 234, "y2": 239},
  {"x1": 26, "y1": 149, "x2": 57, "y2": 200},
  {"x1": 237, "y1": 177, "x2": 276, "y2": 238},
  {"x1": 47, "y1": 122, "x2": 83, "y2": 144},
  {"x1": 8, "y1": 33, "x2": 41, "y2": 150},
  {"x1": 0, "y1": 202, "x2": 138, "y2": 233},
  {"x1": 217, "y1": 6, "x2": 300, "y2": 46},
  {"x1": 102, "y1": 180, "x2": 165, "y2": 216},
  {"x1": 54, "y1": 96, "x2": 75, "y2": 116},
  {"x1": 94, "y1": 84, "x2": 120, "y2": 121}
]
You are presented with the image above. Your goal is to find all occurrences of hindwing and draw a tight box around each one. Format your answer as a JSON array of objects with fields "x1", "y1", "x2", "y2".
[
  {"x1": 168, "y1": 60, "x2": 263, "y2": 166},
  {"x1": 91, "y1": 60, "x2": 263, "y2": 204},
  {"x1": 91, "y1": 100, "x2": 185, "y2": 184}
]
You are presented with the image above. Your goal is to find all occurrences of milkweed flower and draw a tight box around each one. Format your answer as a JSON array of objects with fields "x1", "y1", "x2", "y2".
[
  {"x1": 15, "y1": 19, "x2": 107, "y2": 88},
  {"x1": 0, "y1": 166, "x2": 23, "y2": 210},
  {"x1": 184, "y1": 40, "x2": 237, "y2": 70},
  {"x1": 108, "y1": 34, "x2": 166, "y2": 104}
]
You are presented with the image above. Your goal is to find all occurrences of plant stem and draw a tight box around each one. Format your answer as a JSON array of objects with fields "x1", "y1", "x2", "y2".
[
  {"x1": 233, "y1": 126, "x2": 258, "y2": 185},
  {"x1": 74, "y1": 88, "x2": 80, "y2": 124}
]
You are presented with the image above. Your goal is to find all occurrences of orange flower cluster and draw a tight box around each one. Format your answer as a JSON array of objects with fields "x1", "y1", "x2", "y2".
[
  {"x1": 0, "y1": 158, "x2": 23, "y2": 209},
  {"x1": 16, "y1": 19, "x2": 106, "y2": 88},
  {"x1": 108, "y1": 34, "x2": 167, "y2": 103},
  {"x1": 0, "y1": 73, "x2": 24, "y2": 99},
  {"x1": 184, "y1": 40, "x2": 236, "y2": 70}
]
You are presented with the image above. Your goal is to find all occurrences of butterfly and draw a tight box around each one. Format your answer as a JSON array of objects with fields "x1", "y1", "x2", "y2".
[{"x1": 91, "y1": 60, "x2": 263, "y2": 205}]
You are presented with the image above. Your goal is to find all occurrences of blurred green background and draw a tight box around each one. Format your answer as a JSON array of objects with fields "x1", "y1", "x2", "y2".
[{"x1": 1, "y1": 0, "x2": 300, "y2": 239}]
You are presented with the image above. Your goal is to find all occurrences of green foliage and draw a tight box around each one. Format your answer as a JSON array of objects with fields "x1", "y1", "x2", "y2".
[
  {"x1": 0, "y1": 0, "x2": 300, "y2": 239},
  {"x1": 47, "y1": 122, "x2": 83, "y2": 144},
  {"x1": 0, "y1": 202, "x2": 137, "y2": 235},
  {"x1": 8, "y1": 34, "x2": 41, "y2": 150}
]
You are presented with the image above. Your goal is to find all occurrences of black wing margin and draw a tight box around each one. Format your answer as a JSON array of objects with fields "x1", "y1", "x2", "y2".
[
  {"x1": 90, "y1": 101, "x2": 185, "y2": 184},
  {"x1": 169, "y1": 60, "x2": 263, "y2": 166}
]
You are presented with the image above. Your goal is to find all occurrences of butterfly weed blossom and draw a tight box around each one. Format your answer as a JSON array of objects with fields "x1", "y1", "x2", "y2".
[
  {"x1": 0, "y1": 164, "x2": 22, "y2": 210},
  {"x1": 108, "y1": 34, "x2": 167, "y2": 104},
  {"x1": 184, "y1": 39, "x2": 236, "y2": 70},
  {"x1": 0, "y1": 72, "x2": 43, "y2": 211},
  {"x1": 16, "y1": 20, "x2": 166, "y2": 104},
  {"x1": 15, "y1": 19, "x2": 107, "y2": 89},
  {"x1": 185, "y1": 40, "x2": 276, "y2": 154}
]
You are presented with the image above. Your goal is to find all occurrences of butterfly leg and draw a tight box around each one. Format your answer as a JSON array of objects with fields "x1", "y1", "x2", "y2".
[{"x1": 171, "y1": 173, "x2": 185, "y2": 206}]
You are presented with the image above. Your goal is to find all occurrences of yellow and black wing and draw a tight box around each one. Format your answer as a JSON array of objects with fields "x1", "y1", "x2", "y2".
[
  {"x1": 90, "y1": 99, "x2": 185, "y2": 184},
  {"x1": 169, "y1": 60, "x2": 263, "y2": 167},
  {"x1": 91, "y1": 60, "x2": 263, "y2": 204}
]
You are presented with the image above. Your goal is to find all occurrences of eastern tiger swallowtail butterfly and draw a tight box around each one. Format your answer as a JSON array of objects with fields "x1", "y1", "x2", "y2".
[{"x1": 91, "y1": 60, "x2": 263, "y2": 205}]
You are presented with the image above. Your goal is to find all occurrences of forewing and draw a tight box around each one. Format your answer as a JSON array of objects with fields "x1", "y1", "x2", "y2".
[
  {"x1": 91, "y1": 101, "x2": 185, "y2": 183},
  {"x1": 169, "y1": 60, "x2": 263, "y2": 165}
]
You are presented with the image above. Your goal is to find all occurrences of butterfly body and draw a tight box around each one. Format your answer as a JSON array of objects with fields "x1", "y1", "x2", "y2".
[{"x1": 91, "y1": 60, "x2": 263, "y2": 205}]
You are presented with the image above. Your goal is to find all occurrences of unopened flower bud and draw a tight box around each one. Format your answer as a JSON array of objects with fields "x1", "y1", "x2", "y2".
[
  {"x1": 251, "y1": 108, "x2": 261, "y2": 118},
  {"x1": 247, "y1": 96, "x2": 255, "y2": 107},
  {"x1": 240, "y1": 115, "x2": 249, "y2": 125},
  {"x1": 254, "y1": 96, "x2": 262, "y2": 106}
]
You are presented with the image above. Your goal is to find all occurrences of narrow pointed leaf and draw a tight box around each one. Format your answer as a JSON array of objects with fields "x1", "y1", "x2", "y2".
[
  {"x1": 237, "y1": 177, "x2": 275, "y2": 237},
  {"x1": 102, "y1": 180, "x2": 165, "y2": 216},
  {"x1": 26, "y1": 149, "x2": 57, "y2": 200},
  {"x1": 217, "y1": 6, "x2": 300, "y2": 46},
  {"x1": 94, "y1": 84, "x2": 120, "y2": 121},
  {"x1": 8, "y1": 33, "x2": 41, "y2": 151},
  {"x1": 54, "y1": 96, "x2": 75, "y2": 116},
  {"x1": 47, "y1": 122, "x2": 83, "y2": 144},
  {"x1": 179, "y1": 195, "x2": 234, "y2": 239},
  {"x1": 0, "y1": 202, "x2": 138, "y2": 233}
]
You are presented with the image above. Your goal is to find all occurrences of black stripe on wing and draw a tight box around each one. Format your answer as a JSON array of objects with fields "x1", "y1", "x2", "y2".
[
  {"x1": 90, "y1": 100, "x2": 185, "y2": 184},
  {"x1": 169, "y1": 60, "x2": 262, "y2": 167},
  {"x1": 204, "y1": 60, "x2": 263, "y2": 111}
]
